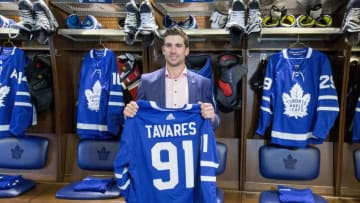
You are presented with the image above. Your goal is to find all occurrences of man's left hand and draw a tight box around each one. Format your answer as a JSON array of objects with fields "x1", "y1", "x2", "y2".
[{"x1": 198, "y1": 101, "x2": 215, "y2": 123}]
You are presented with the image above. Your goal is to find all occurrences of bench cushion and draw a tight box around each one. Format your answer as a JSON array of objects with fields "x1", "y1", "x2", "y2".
[
  {"x1": 77, "y1": 139, "x2": 119, "y2": 171},
  {"x1": 259, "y1": 145, "x2": 320, "y2": 180},
  {"x1": 0, "y1": 136, "x2": 48, "y2": 169}
]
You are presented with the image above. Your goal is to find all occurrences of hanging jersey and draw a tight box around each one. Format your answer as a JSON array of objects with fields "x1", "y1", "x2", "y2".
[
  {"x1": 76, "y1": 48, "x2": 124, "y2": 139},
  {"x1": 114, "y1": 100, "x2": 219, "y2": 203},
  {"x1": 186, "y1": 54, "x2": 213, "y2": 80},
  {"x1": 256, "y1": 48, "x2": 339, "y2": 148},
  {"x1": 353, "y1": 96, "x2": 360, "y2": 142},
  {"x1": 0, "y1": 47, "x2": 34, "y2": 137}
]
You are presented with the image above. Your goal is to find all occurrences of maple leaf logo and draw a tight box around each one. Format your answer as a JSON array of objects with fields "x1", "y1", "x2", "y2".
[
  {"x1": 282, "y1": 83, "x2": 310, "y2": 119},
  {"x1": 85, "y1": 80, "x2": 102, "y2": 111},
  {"x1": 0, "y1": 86, "x2": 10, "y2": 107},
  {"x1": 283, "y1": 154, "x2": 297, "y2": 170}
]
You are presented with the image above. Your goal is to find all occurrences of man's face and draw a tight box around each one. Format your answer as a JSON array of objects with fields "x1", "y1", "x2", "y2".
[{"x1": 162, "y1": 35, "x2": 189, "y2": 68}]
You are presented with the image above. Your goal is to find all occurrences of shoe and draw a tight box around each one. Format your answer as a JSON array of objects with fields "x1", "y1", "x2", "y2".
[
  {"x1": 81, "y1": 15, "x2": 102, "y2": 29},
  {"x1": 33, "y1": 0, "x2": 59, "y2": 44},
  {"x1": 309, "y1": 4, "x2": 332, "y2": 27},
  {"x1": 342, "y1": 0, "x2": 360, "y2": 32},
  {"x1": 66, "y1": 13, "x2": 81, "y2": 29},
  {"x1": 162, "y1": 15, "x2": 177, "y2": 29},
  {"x1": 33, "y1": 0, "x2": 58, "y2": 32},
  {"x1": 210, "y1": 10, "x2": 228, "y2": 29},
  {"x1": 225, "y1": 0, "x2": 246, "y2": 32},
  {"x1": 246, "y1": 0, "x2": 262, "y2": 34},
  {"x1": 15, "y1": 0, "x2": 35, "y2": 32},
  {"x1": 137, "y1": 0, "x2": 158, "y2": 35},
  {"x1": 178, "y1": 15, "x2": 198, "y2": 29},
  {"x1": 124, "y1": 0, "x2": 139, "y2": 45}
]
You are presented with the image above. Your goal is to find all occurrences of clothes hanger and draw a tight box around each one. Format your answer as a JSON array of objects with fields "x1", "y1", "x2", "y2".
[
  {"x1": 289, "y1": 34, "x2": 308, "y2": 48},
  {"x1": 95, "y1": 39, "x2": 105, "y2": 50},
  {"x1": 3, "y1": 38, "x2": 15, "y2": 48}
]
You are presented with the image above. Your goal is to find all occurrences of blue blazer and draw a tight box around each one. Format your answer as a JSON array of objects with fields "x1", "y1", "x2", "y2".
[{"x1": 136, "y1": 68, "x2": 220, "y2": 129}]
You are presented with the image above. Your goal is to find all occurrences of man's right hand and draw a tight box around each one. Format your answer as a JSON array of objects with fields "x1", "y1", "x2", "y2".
[{"x1": 124, "y1": 101, "x2": 139, "y2": 118}]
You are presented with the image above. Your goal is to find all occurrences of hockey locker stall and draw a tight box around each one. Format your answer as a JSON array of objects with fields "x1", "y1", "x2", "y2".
[{"x1": 0, "y1": 1, "x2": 59, "y2": 201}]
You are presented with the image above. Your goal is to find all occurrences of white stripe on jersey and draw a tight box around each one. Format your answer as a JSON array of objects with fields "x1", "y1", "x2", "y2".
[
  {"x1": 200, "y1": 176, "x2": 216, "y2": 182},
  {"x1": 260, "y1": 106, "x2": 272, "y2": 114},
  {"x1": 16, "y1": 91, "x2": 30, "y2": 96},
  {"x1": 0, "y1": 125, "x2": 10, "y2": 131},
  {"x1": 317, "y1": 107, "x2": 340, "y2": 111},
  {"x1": 119, "y1": 179, "x2": 131, "y2": 190},
  {"x1": 110, "y1": 91, "x2": 123, "y2": 96},
  {"x1": 272, "y1": 130, "x2": 318, "y2": 141},
  {"x1": 200, "y1": 161, "x2": 219, "y2": 168},
  {"x1": 14, "y1": 102, "x2": 32, "y2": 107},
  {"x1": 318, "y1": 95, "x2": 338, "y2": 100},
  {"x1": 77, "y1": 123, "x2": 108, "y2": 131},
  {"x1": 108, "y1": 101, "x2": 124, "y2": 106}
]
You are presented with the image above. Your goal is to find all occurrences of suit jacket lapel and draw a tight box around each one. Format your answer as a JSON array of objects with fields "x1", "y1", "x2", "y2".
[
  {"x1": 187, "y1": 71, "x2": 197, "y2": 103},
  {"x1": 159, "y1": 68, "x2": 166, "y2": 107}
]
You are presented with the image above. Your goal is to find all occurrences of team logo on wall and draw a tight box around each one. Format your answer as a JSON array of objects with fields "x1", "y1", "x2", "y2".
[
  {"x1": 0, "y1": 85, "x2": 10, "y2": 107},
  {"x1": 85, "y1": 80, "x2": 102, "y2": 111},
  {"x1": 282, "y1": 83, "x2": 310, "y2": 119}
]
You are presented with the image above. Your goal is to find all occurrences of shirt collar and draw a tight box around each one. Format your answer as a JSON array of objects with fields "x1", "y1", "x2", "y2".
[{"x1": 165, "y1": 67, "x2": 188, "y2": 79}]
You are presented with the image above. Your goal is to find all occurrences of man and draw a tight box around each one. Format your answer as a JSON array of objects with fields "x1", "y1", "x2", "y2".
[{"x1": 124, "y1": 27, "x2": 219, "y2": 128}]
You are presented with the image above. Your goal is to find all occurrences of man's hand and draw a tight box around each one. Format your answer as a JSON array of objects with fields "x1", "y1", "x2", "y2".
[
  {"x1": 198, "y1": 101, "x2": 215, "y2": 123},
  {"x1": 124, "y1": 101, "x2": 139, "y2": 118}
]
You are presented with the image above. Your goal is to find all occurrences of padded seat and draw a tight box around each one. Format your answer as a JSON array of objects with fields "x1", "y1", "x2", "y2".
[
  {"x1": 259, "y1": 145, "x2": 326, "y2": 203},
  {"x1": 216, "y1": 142, "x2": 228, "y2": 203},
  {"x1": 0, "y1": 135, "x2": 48, "y2": 197},
  {"x1": 259, "y1": 145, "x2": 320, "y2": 180},
  {"x1": 56, "y1": 139, "x2": 121, "y2": 200}
]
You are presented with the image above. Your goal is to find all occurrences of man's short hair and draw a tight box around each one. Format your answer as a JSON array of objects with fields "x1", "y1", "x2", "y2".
[{"x1": 162, "y1": 27, "x2": 189, "y2": 48}]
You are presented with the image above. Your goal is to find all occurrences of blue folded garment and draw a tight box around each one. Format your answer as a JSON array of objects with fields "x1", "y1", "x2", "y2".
[
  {"x1": 0, "y1": 174, "x2": 24, "y2": 189},
  {"x1": 278, "y1": 185, "x2": 315, "y2": 203},
  {"x1": 73, "y1": 177, "x2": 113, "y2": 193}
]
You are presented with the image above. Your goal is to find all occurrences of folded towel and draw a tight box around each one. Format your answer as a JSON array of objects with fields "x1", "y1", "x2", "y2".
[
  {"x1": 278, "y1": 185, "x2": 315, "y2": 203},
  {"x1": 0, "y1": 174, "x2": 24, "y2": 189},
  {"x1": 74, "y1": 177, "x2": 113, "y2": 193}
]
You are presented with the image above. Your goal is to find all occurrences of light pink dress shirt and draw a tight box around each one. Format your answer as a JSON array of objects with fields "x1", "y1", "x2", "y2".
[{"x1": 165, "y1": 68, "x2": 189, "y2": 108}]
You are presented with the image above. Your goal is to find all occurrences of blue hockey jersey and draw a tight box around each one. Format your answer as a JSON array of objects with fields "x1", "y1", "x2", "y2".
[
  {"x1": 256, "y1": 47, "x2": 339, "y2": 148},
  {"x1": 353, "y1": 96, "x2": 360, "y2": 142},
  {"x1": 76, "y1": 48, "x2": 124, "y2": 139},
  {"x1": 0, "y1": 47, "x2": 34, "y2": 137},
  {"x1": 114, "y1": 100, "x2": 219, "y2": 203}
]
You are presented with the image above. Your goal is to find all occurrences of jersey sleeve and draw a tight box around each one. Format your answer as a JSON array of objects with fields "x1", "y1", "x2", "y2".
[
  {"x1": 353, "y1": 96, "x2": 360, "y2": 142},
  {"x1": 114, "y1": 118, "x2": 136, "y2": 203},
  {"x1": 199, "y1": 119, "x2": 219, "y2": 203},
  {"x1": 106, "y1": 55, "x2": 124, "y2": 135},
  {"x1": 256, "y1": 58, "x2": 274, "y2": 136},
  {"x1": 311, "y1": 54, "x2": 339, "y2": 141},
  {"x1": 10, "y1": 53, "x2": 34, "y2": 136}
]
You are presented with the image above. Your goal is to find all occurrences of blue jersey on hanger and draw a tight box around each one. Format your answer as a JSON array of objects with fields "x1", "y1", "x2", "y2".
[
  {"x1": 353, "y1": 96, "x2": 360, "y2": 142},
  {"x1": 256, "y1": 47, "x2": 339, "y2": 148},
  {"x1": 114, "y1": 100, "x2": 218, "y2": 203},
  {"x1": 0, "y1": 47, "x2": 34, "y2": 137},
  {"x1": 76, "y1": 48, "x2": 124, "y2": 139}
]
